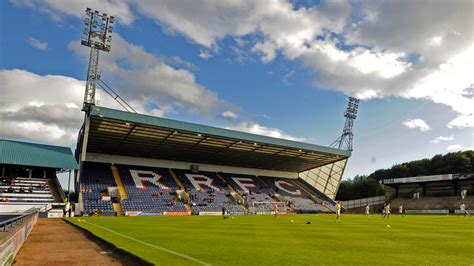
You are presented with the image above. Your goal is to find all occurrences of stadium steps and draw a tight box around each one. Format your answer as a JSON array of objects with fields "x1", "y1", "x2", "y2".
[
  {"x1": 273, "y1": 193, "x2": 296, "y2": 212},
  {"x1": 113, "y1": 202, "x2": 123, "y2": 215},
  {"x1": 47, "y1": 179, "x2": 64, "y2": 203},
  {"x1": 111, "y1": 165, "x2": 128, "y2": 200},
  {"x1": 184, "y1": 203, "x2": 193, "y2": 213},
  {"x1": 216, "y1": 173, "x2": 249, "y2": 212},
  {"x1": 169, "y1": 169, "x2": 185, "y2": 190},
  {"x1": 169, "y1": 169, "x2": 193, "y2": 212},
  {"x1": 292, "y1": 180, "x2": 331, "y2": 211}
]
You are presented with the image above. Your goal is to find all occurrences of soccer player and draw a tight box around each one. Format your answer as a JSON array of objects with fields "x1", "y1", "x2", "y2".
[
  {"x1": 383, "y1": 203, "x2": 391, "y2": 219},
  {"x1": 336, "y1": 201, "x2": 342, "y2": 223},
  {"x1": 274, "y1": 204, "x2": 280, "y2": 218},
  {"x1": 399, "y1": 204, "x2": 404, "y2": 217},
  {"x1": 460, "y1": 202, "x2": 470, "y2": 218},
  {"x1": 365, "y1": 204, "x2": 370, "y2": 217}
]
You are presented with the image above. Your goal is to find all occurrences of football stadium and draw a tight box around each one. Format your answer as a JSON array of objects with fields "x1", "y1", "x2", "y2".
[{"x1": 1, "y1": 2, "x2": 473, "y2": 266}]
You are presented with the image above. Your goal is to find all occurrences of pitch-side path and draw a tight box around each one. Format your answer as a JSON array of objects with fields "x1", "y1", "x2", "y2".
[{"x1": 14, "y1": 218, "x2": 140, "y2": 265}]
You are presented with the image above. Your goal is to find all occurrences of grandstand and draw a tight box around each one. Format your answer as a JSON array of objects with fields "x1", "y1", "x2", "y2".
[
  {"x1": 384, "y1": 174, "x2": 474, "y2": 213},
  {"x1": 75, "y1": 106, "x2": 352, "y2": 216},
  {"x1": 0, "y1": 139, "x2": 77, "y2": 213}
]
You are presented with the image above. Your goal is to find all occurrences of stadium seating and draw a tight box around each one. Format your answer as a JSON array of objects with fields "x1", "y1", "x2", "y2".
[
  {"x1": 390, "y1": 196, "x2": 474, "y2": 211},
  {"x1": 78, "y1": 162, "x2": 335, "y2": 215},
  {"x1": 0, "y1": 177, "x2": 56, "y2": 212},
  {"x1": 259, "y1": 176, "x2": 325, "y2": 213},
  {"x1": 0, "y1": 177, "x2": 54, "y2": 203},
  {"x1": 173, "y1": 169, "x2": 244, "y2": 213},
  {"x1": 294, "y1": 178, "x2": 337, "y2": 211},
  {"x1": 219, "y1": 173, "x2": 280, "y2": 213},
  {"x1": 80, "y1": 162, "x2": 115, "y2": 213},
  {"x1": 116, "y1": 165, "x2": 187, "y2": 213},
  {"x1": 220, "y1": 173, "x2": 334, "y2": 213}
]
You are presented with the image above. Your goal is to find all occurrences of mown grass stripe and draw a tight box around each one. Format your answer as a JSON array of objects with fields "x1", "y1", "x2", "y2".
[{"x1": 82, "y1": 220, "x2": 211, "y2": 266}]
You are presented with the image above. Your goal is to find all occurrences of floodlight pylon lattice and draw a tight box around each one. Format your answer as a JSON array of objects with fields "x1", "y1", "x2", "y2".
[
  {"x1": 81, "y1": 8, "x2": 114, "y2": 111},
  {"x1": 330, "y1": 97, "x2": 359, "y2": 151}
]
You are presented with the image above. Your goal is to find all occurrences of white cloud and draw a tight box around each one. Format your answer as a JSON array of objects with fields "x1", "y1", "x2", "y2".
[
  {"x1": 430, "y1": 135, "x2": 454, "y2": 144},
  {"x1": 12, "y1": 0, "x2": 474, "y2": 130},
  {"x1": 221, "y1": 111, "x2": 238, "y2": 119},
  {"x1": 1, "y1": 69, "x2": 302, "y2": 148},
  {"x1": 404, "y1": 46, "x2": 474, "y2": 128},
  {"x1": 199, "y1": 50, "x2": 213, "y2": 59},
  {"x1": 16, "y1": 2, "x2": 473, "y2": 122},
  {"x1": 447, "y1": 144, "x2": 462, "y2": 151},
  {"x1": 0, "y1": 69, "x2": 123, "y2": 145},
  {"x1": 228, "y1": 120, "x2": 304, "y2": 141},
  {"x1": 69, "y1": 33, "x2": 227, "y2": 117},
  {"x1": 1, "y1": 121, "x2": 74, "y2": 145},
  {"x1": 132, "y1": 0, "x2": 349, "y2": 50},
  {"x1": 128, "y1": 0, "x2": 472, "y2": 128},
  {"x1": 282, "y1": 70, "x2": 295, "y2": 85},
  {"x1": 447, "y1": 115, "x2": 474, "y2": 129},
  {"x1": 429, "y1": 36, "x2": 443, "y2": 47},
  {"x1": 27, "y1": 37, "x2": 48, "y2": 51},
  {"x1": 11, "y1": 0, "x2": 135, "y2": 25},
  {"x1": 403, "y1": 118, "x2": 431, "y2": 132}
]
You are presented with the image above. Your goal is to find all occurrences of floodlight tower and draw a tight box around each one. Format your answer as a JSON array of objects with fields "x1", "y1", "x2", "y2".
[
  {"x1": 81, "y1": 8, "x2": 114, "y2": 111},
  {"x1": 330, "y1": 97, "x2": 360, "y2": 151}
]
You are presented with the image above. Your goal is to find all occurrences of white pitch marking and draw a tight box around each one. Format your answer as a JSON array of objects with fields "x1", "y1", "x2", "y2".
[{"x1": 83, "y1": 221, "x2": 211, "y2": 266}]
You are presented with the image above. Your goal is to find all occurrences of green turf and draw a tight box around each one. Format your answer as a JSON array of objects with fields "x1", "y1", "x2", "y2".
[{"x1": 68, "y1": 214, "x2": 474, "y2": 265}]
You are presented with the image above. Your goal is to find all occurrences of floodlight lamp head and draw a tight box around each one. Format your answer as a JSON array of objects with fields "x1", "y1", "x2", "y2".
[{"x1": 81, "y1": 8, "x2": 114, "y2": 52}]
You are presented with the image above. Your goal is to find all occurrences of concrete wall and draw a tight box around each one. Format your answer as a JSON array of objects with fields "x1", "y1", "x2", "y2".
[
  {"x1": 342, "y1": 195, "x2": 386, "y2": 209},
  {"x1": 86, "y1": 152, "x2": 298, "y2": 179},
  {"x1": 0, "y1": 212, "x2": 38, "y2": 265}
]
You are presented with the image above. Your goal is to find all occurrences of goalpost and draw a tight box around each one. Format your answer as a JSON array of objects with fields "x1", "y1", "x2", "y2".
[{"x1": 250, "y1": 201, "x2": 287, "y2": 214}]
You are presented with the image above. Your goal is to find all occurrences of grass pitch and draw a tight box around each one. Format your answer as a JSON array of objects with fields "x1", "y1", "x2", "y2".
[{"x1": 68, "y1": 214, "x2": 473, "y2": 265}]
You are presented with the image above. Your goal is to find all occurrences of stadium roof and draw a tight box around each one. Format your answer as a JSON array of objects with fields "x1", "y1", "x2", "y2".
[
  {"x1": 0, "y1": 139, "x2": 78, "y2": 170},
  {"x1": 85, "y1": 106, "x2": 351, "y2": 172}
]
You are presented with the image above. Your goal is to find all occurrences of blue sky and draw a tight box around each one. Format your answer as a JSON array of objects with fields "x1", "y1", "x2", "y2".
[{"x1": 1, "y1": 1, "x2": 473, "y2": 185}]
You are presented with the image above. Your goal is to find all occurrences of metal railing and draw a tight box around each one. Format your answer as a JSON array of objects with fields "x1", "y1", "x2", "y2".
[
  {"x1": 0, "y1": 209, "x2": 38, "y2": 232},
  {"x1": 53, "y1": 175, "x2": 67, "y2": 202}
]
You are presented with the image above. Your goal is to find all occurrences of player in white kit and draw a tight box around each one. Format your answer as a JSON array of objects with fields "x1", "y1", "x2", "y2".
[{"x1": 460, "y1": 202, "x2": 470, "y2": 218}]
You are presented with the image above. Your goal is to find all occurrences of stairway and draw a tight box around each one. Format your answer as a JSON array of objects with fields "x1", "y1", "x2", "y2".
[
  {"x1": 113, "y1": 202, "x2": 123, "y2": 215},
  {"x1": 216, "y1": 173, "x2": 249, "y2": 212},
  {"x1": 169, "y1": 170, "x2": 193, "y2": 213},
  {"x1": 47, "y1": 179, "x2": 65, "y2": 203},
  {"x1": 184, "y1": 204, "x2": 193, "y2": 213},
  {"x1": 111, "y1": 165, "x2": 128, "y2": 200},
  {"x1": 169, "y1": 169, "x2": 185, "y2": 190},
  {"x1": 293, "y1": 179, "x2": 335, "y2": 211},
  {"x1": 293, "y1": 180, "x2": 320, "y2": 203}
]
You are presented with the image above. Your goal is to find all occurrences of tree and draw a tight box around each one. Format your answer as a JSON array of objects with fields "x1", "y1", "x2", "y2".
[
  {"x1": 335, "y1": 176, "x2": 384, "y2": 201},
  {"x1": 369, "y1": 151, "x2": 473, "y2": 181},
  {"x1": 337, "y1": 150, "x2": 473, "y2": 200}
]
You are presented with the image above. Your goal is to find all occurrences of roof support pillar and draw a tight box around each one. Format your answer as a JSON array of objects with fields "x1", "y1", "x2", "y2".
[
  {"x1": 76, "y1": 115, "x2": 91, "y2": 187},
  {"x1": 80, "y1": 116, "x2": 91, "y2": 163},
  {"x1": 67, "y1": 170, "x2": 72, "y2": 203}
]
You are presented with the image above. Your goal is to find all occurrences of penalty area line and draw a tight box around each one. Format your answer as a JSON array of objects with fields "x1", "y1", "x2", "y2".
[{"x1": 82, "y1": 220, "x2": 211, "y2": 266}]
